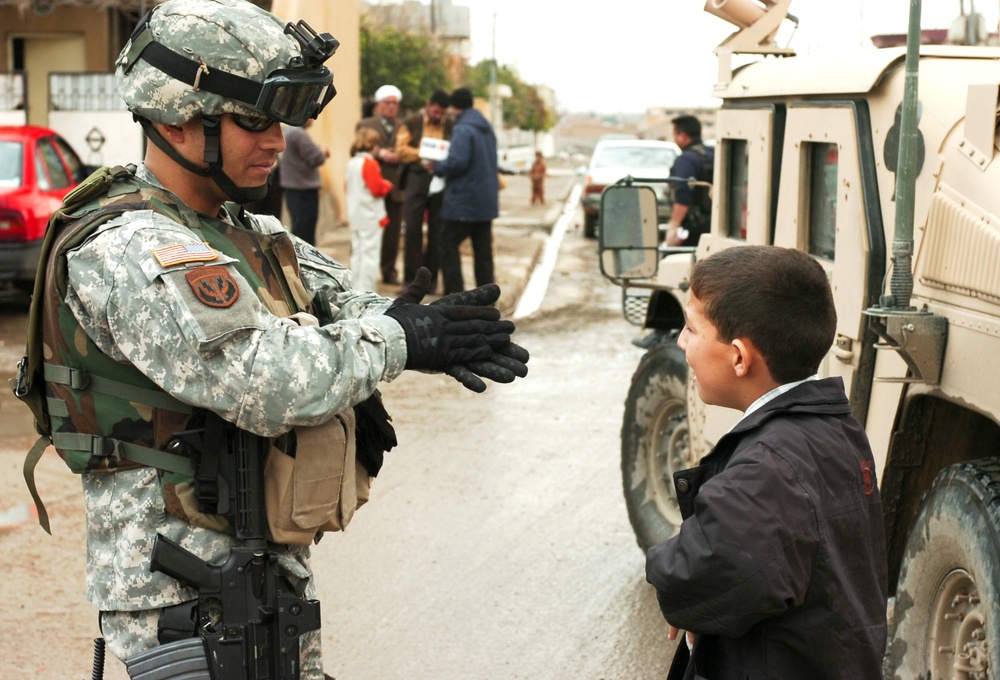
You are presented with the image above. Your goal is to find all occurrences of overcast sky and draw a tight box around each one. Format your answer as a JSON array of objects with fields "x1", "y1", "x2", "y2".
[{"x1": 463, "y1": 0, "x2": 999, "y2": 114}]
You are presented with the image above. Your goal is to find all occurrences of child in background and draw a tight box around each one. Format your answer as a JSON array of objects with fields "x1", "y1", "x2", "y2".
[
  {"x1": 346, "y1": 127, "x2": 394, "y2": 292},
  {"x1": 645, "y1": 246, "x2": 888, "y2": 680},
  {"x1": 530, "y1": 151, "x2": 547, "y2": 205}
]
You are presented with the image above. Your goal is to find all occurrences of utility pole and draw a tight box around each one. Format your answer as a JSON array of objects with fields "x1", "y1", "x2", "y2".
[{"x1": 490, "y1": 9, "x2": 498, "y2": 131}]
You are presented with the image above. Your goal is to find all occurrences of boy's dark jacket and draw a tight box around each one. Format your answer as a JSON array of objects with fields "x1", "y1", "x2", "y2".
[{"x1": 646, "y1": 377, "x2": 888, "y2": 680}]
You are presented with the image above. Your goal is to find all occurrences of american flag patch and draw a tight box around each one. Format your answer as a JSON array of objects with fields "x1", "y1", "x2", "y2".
[{"x1": 152, "y1": 242, "x2": 219, "y2": 267}]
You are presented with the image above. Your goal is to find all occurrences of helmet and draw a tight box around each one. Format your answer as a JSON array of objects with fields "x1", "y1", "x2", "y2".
[
  {"x1": 114, "y1": 0, "x2": 338, "y2": 204},
  {"x1": 116, "y1": 0, "x2": 338, "y2": 127}
]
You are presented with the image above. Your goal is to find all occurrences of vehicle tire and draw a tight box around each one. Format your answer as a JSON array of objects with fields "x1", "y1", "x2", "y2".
[
  {"x1": 621, "y1": 339, "x2": 697, "y2": 550},
  {"x1": 583, "y1": 212, "x2": 598, "y2": 239},
  {"x1": 887, "y1": 459, "x2": 1000, "y2": 680}
]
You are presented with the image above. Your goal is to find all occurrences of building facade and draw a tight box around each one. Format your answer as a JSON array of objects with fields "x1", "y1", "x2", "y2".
[{"x1": 0, "y1": 0, "x2": 362, "y2": 228}]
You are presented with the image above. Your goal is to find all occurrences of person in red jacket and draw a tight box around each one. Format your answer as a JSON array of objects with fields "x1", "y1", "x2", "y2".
[
  {"x1": 346, "y1": 127, "x2": 394, "y2": 292},
  {"x1": 646, "y1": 246, "x2": 888, "y2": 680}
]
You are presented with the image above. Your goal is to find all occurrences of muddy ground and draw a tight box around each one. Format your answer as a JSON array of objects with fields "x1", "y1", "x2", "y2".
[{"x1": 0, "y1": 167, "x2": 678, "y2": 678}]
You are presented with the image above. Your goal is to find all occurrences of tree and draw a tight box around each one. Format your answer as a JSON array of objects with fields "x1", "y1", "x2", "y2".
[
  {"x1": 358, "y1": 12, "x2": 554, "y2": 130},
  {"x1": 359, "y1": 20, "x2": 451, "y2": 114},
  {"x1": 463, "y1": 60, "x2": 555, "y2": 132}
]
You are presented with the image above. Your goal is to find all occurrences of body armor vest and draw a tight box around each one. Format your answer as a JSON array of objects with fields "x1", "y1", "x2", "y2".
[
  {"x1": 41, "y1": 167, "x2": 312, "y2": 472},
  {"x1": 17, "y1": 166, "x2": 365, "y2": 540}
]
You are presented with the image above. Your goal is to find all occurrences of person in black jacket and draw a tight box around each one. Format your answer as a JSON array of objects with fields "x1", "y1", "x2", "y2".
[
  {"x1": 665, "y1": 114, "x2": 714, "y2": 247},
  {"x1": 430, "y1": 87, "x2": 499, "y2": 294},
  {"x1": 646, "y1": 246, "x2": 888, "y2": 680}
]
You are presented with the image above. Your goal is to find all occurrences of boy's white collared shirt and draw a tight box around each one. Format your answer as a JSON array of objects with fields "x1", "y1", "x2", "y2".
[{"x1": 734, "y1": 374, "x2": 820, "y2": 430}]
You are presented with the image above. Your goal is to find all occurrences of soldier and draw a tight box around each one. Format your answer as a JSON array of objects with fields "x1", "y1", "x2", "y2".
[{"x1": 19, "y1": 0, "x2": 527, "y2": 677}]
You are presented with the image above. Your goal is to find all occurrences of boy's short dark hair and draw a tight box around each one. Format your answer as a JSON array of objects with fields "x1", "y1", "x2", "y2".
[
  {"x1": 450, "y1": 87, "x2": 473, "y2": 110},
  {"x1": 429, "y1": 89, "x2": 450, "y2": 108},
  {"x1": 671, "y1": 115, "x2": 702, "y2": 139},
  {"x1": 690, "y1": 246, "x2": 836, "y2": 383}
]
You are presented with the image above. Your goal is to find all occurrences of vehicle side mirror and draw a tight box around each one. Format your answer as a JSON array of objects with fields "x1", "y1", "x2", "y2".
[{"x1": 598, "y1": 184, "x2": 660, "y2": 282}]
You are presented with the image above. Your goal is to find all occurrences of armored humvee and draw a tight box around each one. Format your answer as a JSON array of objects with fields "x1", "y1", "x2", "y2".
[{"x1": 598, "y1": 1, "x2": 1000, "y2": 677}]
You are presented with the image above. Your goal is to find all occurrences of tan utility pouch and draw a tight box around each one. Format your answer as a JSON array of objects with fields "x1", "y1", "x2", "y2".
[{"x1": 265, "y1": 409, "x2": 372, "y2": 545}]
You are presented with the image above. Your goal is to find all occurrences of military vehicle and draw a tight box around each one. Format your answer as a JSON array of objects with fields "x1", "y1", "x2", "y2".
[{"x1": 598, "y1": 0, "x2": 1000, "y2": 677}]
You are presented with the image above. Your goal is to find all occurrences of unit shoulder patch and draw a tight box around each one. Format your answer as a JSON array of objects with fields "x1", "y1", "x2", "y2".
[{"x1": 185, "y1": 266, "x2": 240, "y2": 308}]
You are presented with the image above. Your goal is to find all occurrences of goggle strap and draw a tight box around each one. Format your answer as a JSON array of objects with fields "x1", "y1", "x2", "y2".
[{"x1": 131, "y1": 27, "x2": 263, "y2": 107}]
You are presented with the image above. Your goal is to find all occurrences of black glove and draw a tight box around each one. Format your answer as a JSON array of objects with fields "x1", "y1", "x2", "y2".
[
  {"x1": 426, "y1": 272, "x2": 529, "y2": 390},
  {"x1": 390, "y1": 268, "x2": 529, "y2": 390},
  {"x1": 445, "y1": 343, "x2": 530, "y2": 393},
  {"x1": 353, "y1": 389, "x2": 396, "y2": 477},
  {"x1": 385, "y1": 275, "x2": 513, "y2": 372}
]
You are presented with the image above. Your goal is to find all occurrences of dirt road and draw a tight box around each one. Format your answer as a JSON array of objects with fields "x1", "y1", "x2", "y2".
[{"x1": 0, "y1": 168, "x2": 677, "y2": 678}]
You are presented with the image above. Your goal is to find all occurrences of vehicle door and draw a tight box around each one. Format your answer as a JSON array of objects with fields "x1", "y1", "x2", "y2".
[
  {"x1": 772, "y1": 103, "x2": 876, "y2": 398},
  {"x1": 710, "y1": 105, "x2": 779, "y2": 246}
]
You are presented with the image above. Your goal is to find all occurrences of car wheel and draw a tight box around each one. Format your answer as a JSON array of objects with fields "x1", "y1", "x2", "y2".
[
  {"x1": 583, "y1": 212, "x2": 598, "y2": 239},
  {"x1": 887, "y1": 459, "x2": 1000, "y2": 680},
  {"x1": 621, "y1": 339, "x2": 697, "y2": 550}
]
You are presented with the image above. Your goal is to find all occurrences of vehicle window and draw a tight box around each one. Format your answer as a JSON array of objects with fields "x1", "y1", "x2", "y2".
[
  {"x1": 806, "y1": 142, "x2": 838, "y2": 260},
  {"x1": 34, "y1": 149, "x2": 51, "y2": 190},
  {"x1": 52, "y1": 135, "x2": 88, "y2": 184},
  {"x1": 595, "y1": 146, "x2": 677, "y2": 171},
  {"x1": 37, "y1": 137, "x2": 72, "y2": 190},
  {"x1": 724, "y1": 139, "x2": 749, "y2": 240},
  {"x1": 0, "y1": 140, "x2": 23, "y2": 188}
]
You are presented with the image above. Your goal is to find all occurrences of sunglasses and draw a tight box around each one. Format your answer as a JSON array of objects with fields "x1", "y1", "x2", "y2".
[{"x1": 232, "y1": 112, "x2": 278, "y2": 132}]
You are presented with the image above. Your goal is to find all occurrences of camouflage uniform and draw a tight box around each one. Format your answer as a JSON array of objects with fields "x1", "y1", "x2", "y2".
[
  {"x1": 65, "y1": 165, "x2": 405, "y2": 672},
  {"x1": 26, "y1": 4, "x2": 383, "y2": 673}
]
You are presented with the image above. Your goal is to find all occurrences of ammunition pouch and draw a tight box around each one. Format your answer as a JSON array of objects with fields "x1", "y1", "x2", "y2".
[{"x1": 265, "y1": 410, "x2": 372, "y2": 545}]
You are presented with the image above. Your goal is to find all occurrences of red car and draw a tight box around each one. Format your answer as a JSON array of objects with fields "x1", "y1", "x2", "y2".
[{"x1": 0, "y1": 125, "x2": 93, "y2": 293}]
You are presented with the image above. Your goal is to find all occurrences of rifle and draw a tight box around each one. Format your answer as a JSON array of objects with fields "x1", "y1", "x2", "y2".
[{"x1": 125, "y1": 414, "x2": 321, "y2": 679}]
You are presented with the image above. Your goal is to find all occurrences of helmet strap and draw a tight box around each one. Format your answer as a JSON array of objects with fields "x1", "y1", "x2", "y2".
[{"x1": 138, "y1": 115, "x2": 268, "y2": 205}]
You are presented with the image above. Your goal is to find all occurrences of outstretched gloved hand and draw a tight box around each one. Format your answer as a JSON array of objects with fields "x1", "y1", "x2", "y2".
[
  {"x1": 385, "y1": 269, "x2": 512, "y2": 371},
  {"x1": 390, "y1": 268, "x2": 530, "y2": 392}
]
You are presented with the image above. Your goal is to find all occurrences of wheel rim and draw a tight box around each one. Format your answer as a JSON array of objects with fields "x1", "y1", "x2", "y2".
[
  {"x1": 928, "y1": 569, "x2": 988, "y2": 679},
  {"x1": 644, "y1": 396, "x2": 689, "y2": 528}
]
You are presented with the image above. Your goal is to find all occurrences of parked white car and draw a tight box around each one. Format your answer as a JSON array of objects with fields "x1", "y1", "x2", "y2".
[{"x1": 581, "y1": 138, "x2": 680, "y2": 238}]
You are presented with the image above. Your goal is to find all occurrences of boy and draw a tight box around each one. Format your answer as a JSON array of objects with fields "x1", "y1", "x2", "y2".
[{"x1": 646, "y1": 246, "x2": 887, "y2": 679}]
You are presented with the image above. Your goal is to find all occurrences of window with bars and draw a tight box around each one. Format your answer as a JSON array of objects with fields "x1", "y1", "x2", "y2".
[{"x1": 49, "y1": 73, "x2": 126, "y2": 111}]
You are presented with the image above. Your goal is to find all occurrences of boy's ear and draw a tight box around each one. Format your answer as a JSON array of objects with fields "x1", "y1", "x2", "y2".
[{"x1": 731, "y1": 338, "x2": 754, "y2": 378}]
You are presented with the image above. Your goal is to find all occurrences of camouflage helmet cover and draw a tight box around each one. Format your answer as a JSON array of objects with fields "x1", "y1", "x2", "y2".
[{"x1": 115, "y1": 0, "x2": 303, "y2": 126}]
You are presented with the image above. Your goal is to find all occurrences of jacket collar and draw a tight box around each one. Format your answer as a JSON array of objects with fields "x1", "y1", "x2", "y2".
[{"x1": 718, "y1": 376, "x2": 851, "y2": 444}]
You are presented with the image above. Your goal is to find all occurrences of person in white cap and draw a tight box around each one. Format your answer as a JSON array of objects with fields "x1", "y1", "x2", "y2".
[{"x1": 357, "y1": 84, "x2": 404, "y2": 285}]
